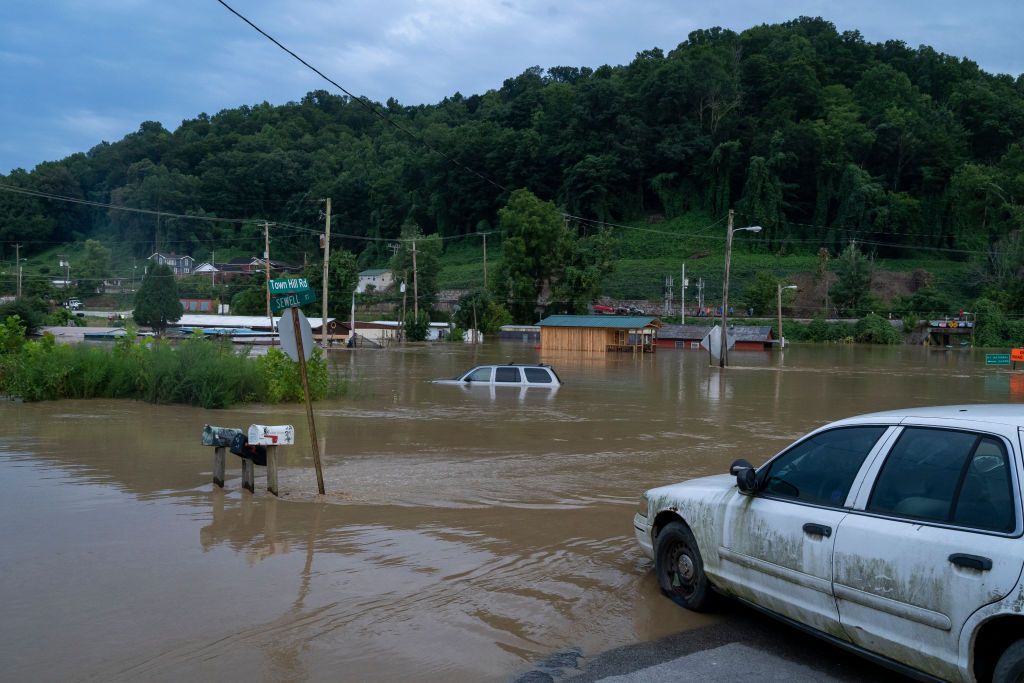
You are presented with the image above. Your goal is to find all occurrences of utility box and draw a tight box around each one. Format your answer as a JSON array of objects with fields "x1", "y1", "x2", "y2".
[{"x1": 248, "y1": 424, "x2": 295, "y2": 446}]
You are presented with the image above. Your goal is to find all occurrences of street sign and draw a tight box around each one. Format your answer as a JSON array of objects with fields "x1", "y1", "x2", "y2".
[
  {"x1": 1012, "y1": 348, "x2": 1024, "y2": 363},
  {"x1": 700, "y1": 325, "x2": 734, "y2": 360},
  {"x1": 270, "y1": 288, "x2": 317, "y2": 312},
  {"x1": 268, "y1": 277, "x2": 311, "y2": 294},
  {"x1": 986, "y1": 354, "x2": 1011, "y2": 366},
  {"x1": 279, "y1": 308, "x2": 314, "y2": 362}
]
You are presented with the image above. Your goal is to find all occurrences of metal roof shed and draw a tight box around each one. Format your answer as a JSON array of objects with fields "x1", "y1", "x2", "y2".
[{"x1": 536, "y1": 315, "x2": 661, "y2": 353}]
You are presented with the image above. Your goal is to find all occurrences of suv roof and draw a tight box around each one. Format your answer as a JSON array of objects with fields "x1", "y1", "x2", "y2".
[{"x1": 843, "y1": 404, "x2": 1024, "y2": 428}]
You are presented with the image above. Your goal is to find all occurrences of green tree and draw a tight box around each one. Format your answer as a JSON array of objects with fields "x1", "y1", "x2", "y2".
[
  {"x1": 133, "y1": 263, "x2": 183, "y2": 335},
  {"x1": 830, "y1": 242, "x2": 873, "y2": 316},
  {"x1": 390, "y1": 222, "x2": 442, "y2": 312},
  {"x1": 453, "y1": 289, "x2": 513, "y2": 335},
  {"x1": 742, "y1": 272, "x2": 781, "y2": 316},
  {"x1": 302, "y1": 249, "x2": 359, "y2": 318},
  {"x1": 550, "y1": 228, "x2": 616, "y2": 314},
  {"x1": 229, "y1": 272, "x2": 267, "y2": 316},
  {"x1": 495, "y1": 189, "x2": 571, "y2": 322},
  {"x1": 76, "y1": 239, "x2": 112, "y2": 296}
]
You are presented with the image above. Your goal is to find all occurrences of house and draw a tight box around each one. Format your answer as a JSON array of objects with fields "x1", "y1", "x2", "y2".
[
  {"x1": 536, "y1": 315, "x2": 661, "y2": 353},
  {"x1": 357, "y1": 269, "x2": 393, "y2": 293},
  {"x1": 656, "y1": 324, "x2": 775, "y2": 350},
  {"x1": 148, "y1": 252, "x2": 195, "y2": 276}
]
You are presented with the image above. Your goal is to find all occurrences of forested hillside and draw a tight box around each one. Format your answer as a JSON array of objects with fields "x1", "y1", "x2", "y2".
[{"x1": 2, "y1": 16, "x2": 1022, "y2": 271}]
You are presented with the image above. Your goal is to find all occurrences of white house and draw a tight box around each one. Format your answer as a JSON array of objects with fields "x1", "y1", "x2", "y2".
[{"x1": 356, "y1": 269, "x2": 393, "y2": 293}]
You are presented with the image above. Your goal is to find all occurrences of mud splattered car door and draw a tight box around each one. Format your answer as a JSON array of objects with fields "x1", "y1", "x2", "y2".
[
  {"x1": 834, "y1": 424, "x2": 1024, "y2": 682},
  {"x1": 719, "y1": 426, "x2": 891, "y2": 636}
]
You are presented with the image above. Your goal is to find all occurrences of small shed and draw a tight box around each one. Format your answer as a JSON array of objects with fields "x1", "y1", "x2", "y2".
[
  {"x1": 657, "y1": 324, "x2": 774, "y2": 351},
  {"x1": 537, "y1": 315, "x2": 661, "y2": 353}
]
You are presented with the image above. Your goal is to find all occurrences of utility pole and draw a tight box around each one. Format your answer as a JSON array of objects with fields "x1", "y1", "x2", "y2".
[
  {"x1": 264, "y1": 221, "x2": 273, "y2": 334},
  {"x1": 401, "y1": 272, "x2": 408, "y2": 340},
  {"x1": 720, "y1": 210, "x2": 734, "y2": 368},
  {"x1": 411, "y1": 240, "x2": 419, "y2": 322},
  {"x1": 681, "y1": 263, "x2": 686, "y2": 322},
  {"x1": 15, "y1": 243, "x2": 21, "y2": 299},
  {"x1": 322, "y1": 198, "x2": 331, "y2": 347},
  {"x1": 482, "y1": 233, "x2": 488, "y2": 289},
  {"x1": 14, "y1": 244, "x2": 22, "y2": 301}
]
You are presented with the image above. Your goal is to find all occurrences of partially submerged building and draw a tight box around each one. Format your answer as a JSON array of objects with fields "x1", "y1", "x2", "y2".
[{"x1": 536, "y1": 315, "x2": 661, "y2": 353}]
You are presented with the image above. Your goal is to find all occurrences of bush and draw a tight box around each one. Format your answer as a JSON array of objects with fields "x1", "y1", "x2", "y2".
[
  {"x1": 854, "y1": 314, "x2": 902, "y2": 344},
  {"x1": 0, "y1": 335, "x2": 341, "y2": 408}
]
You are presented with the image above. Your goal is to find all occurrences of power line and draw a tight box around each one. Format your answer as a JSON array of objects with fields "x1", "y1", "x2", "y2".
[{"x1": 213, "y1": 0, "x2": 509, "y2": 196}]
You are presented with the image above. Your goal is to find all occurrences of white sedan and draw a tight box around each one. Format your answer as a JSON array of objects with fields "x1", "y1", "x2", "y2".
[{"x1": 634, "y1": 405, "x2": 1024, "y2": 683}]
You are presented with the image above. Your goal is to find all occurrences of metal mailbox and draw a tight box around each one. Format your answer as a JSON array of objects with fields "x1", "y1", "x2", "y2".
[
  {"x1": 202, "y1": 424, "x2": 243, "y2": 447},
  {"x1": 248, "y1": 424, "x2": 295, "y2": 446}
]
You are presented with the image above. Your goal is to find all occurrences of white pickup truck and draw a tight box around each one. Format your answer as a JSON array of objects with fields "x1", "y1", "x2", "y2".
[{"x1": 635, "y1": 405, "x2": 1024, "y2": 683}]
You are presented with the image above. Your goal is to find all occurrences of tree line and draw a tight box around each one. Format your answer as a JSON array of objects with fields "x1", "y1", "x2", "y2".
[{"x1": 2, "y1": 17, "x2": 1022, "y2": 289}]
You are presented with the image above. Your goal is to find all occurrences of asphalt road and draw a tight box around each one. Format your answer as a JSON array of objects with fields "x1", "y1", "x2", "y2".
[{"x1": 513, "y1": 600, "x2": 917, "y2": 683}]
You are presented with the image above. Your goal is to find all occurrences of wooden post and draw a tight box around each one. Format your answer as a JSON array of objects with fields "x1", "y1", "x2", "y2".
[
  {"x1": 267, "y1": 445, "x2": 279, "y2": 496},
  {"x1": 291, "y1": 307, "x2": 326, "y2": 495},
  {"x1": 213, "y1": 446, "x2": 226, "y2": 488},
  {"x1": 242, "y1": 458, "x2": 254, "y2": 493}
]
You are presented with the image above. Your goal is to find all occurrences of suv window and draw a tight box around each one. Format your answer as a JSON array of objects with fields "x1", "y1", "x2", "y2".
[
  {"x1": 466, "y1": 367, "x2": 491, "y2": 382},
  {"x1": 494, "y1": 367, "x2": 521, "y2": 383},
  {"x1": 523, "y1": 368, "x2": 551, "y2": 383},
  {"x1": 869, "y1": 428, "x2": 1015, "y2": 532},
  {"x1": 763, "y1": 426, "x2": 886, "y2": 507}
]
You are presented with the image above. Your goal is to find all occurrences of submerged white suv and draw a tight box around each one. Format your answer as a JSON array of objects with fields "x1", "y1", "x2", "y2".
[
  {"x1": 433, "y1": 364, "x2": 561, "y2": 387},
  {"x1": 634, "y1": 405, "x2": 1024, "y2": 683}
]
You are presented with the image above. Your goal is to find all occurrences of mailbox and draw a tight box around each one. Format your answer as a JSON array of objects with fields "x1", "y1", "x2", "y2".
[
  {"x1": 202, "y1": 425, "x2": 243, "y2": 447},
  {"x1": 248, "y1": 424, "x2": 295, "y2": 446}
]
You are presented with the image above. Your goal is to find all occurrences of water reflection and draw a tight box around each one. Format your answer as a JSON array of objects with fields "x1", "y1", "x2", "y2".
[{"x1": 0, "y1": 343, "x2": 1019, "y2": 681}]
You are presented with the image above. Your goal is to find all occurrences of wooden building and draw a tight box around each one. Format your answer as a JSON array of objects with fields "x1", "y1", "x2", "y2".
[{"x1": 537, "y1": 315, "x2": 661, "y2": 353}]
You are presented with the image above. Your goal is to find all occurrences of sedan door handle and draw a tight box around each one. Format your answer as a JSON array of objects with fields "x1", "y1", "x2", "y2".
[
  {"x1": 949, "y1": 553, "x2": 992, "y2": 571},
  {"x1": 802, "y1": 523, "x2": 832, "y2": 538}
]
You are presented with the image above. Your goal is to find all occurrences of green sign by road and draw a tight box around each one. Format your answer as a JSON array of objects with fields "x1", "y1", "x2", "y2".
[
  {"x1": 268, "y1": 277, "x2": 311, "y2": 294},
  {"x1": 271, "y1": 288, "x2": 317, "y2": 312},
  {"x1": 986, "y1": 353, "x2": 1011, "y2": 366}
]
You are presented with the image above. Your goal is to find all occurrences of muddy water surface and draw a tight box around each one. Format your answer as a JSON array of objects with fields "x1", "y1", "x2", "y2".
[{"x1": 0, "y1": 344, "x2": 1011, "y2": 681}]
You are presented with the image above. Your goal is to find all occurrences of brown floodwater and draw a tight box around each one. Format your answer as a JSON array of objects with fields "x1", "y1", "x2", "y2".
[{"x1": 0, "y1": 343, "x2": 1017, "y2": 681}]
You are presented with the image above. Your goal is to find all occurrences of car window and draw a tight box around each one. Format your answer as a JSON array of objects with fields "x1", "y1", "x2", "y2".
[
  {"x1": 494, "y1": 367, "x2": 521, "y2": 383},
  {"x1": 763, "y1": 426, "x2": 887, "y2": 507},
  {"x1": 465, "y1": 367, "x2": 492, "y2": 382},
  {"x1": 523, "y1": 368, "x2": 551, "y2": 383},
  {"x1": 868, "y1": 428, "x2": 1015, "y2": 532}
]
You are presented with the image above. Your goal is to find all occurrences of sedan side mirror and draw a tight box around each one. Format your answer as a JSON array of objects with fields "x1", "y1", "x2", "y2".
[{"x1": 729, "y1": 458, "x2": 758, "y2": 493}]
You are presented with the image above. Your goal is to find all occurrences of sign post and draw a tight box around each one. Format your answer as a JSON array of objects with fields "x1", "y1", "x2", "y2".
[
  {"x1": 269, "y1": 278, "x2": 326, "y2": 495},
  {"x1": 986, "y1": 354, "x2": 1011, "y2": 366}
]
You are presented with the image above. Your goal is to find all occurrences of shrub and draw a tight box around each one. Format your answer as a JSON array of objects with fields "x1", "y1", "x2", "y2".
[{"x1": 854, "y1": 314, "x2": 902, "y2": 344}]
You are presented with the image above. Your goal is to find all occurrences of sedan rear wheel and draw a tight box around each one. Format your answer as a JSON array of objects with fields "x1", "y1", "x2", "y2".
[
  {"x1": 994, "y1": 639, "x2": 1024, "y2": 683},
  {"x1": 655, "y1": 521, "x2": 713, "y2": 612}
]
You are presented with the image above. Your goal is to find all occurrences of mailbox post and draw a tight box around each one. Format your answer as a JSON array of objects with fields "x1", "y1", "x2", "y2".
[
  {"x1": 202, "y1": 425, "x2": 244, "y2": 489},
  {"x1": 248, "y1": 424, "x2": 294, "y2": 496}
]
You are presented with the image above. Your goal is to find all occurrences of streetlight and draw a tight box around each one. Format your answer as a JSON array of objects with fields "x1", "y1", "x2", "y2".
[
  {"x1": 777, "y1": 284, "x2": 798, "y2": 348},
  {"x1": 719, "y1": 209, "x2": 762, "y2": 367}
]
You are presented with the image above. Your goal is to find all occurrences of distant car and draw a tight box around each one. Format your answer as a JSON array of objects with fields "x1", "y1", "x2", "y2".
[
  {"x1": 432, "y1": 364, "x2": 561, "y2": 387},
  {"x1": 635, "y1": 405, "x2": 1024, "y2": 683},
  {"x1": 65, "y1": 299, "x2": 82, "y2": 310},
  {"x1": 592, "y1": 304, "x2": 615, "y2": 314}
]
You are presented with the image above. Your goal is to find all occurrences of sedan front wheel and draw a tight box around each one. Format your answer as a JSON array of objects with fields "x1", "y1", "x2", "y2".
[{"x1": 655, "y1": 521, "x2": 714, "y2": 612}]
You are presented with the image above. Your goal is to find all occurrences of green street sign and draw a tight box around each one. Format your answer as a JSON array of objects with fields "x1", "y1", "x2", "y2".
[
  {"x1": 271, "y1": 288, "x2": 317, "y2": 312},
  {"x1": 986, "y1": 353, "x2": 1011, "y2": 365},
  {"x1": 268, "y1": 277, "x2": 311, "y2": 294}
]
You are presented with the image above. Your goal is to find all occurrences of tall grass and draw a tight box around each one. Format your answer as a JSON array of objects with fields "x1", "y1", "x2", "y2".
[{"x1": 0, "y1": 333, "x2": 341, "y2": 408}]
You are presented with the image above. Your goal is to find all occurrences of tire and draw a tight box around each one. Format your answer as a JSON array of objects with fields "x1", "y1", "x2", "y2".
[
  {"x1": 654, "y1": 521, "x2": 714, "y2": 612},
  {"x1": 994, "y1": 640, "x2": 1024, "y2": 683}
]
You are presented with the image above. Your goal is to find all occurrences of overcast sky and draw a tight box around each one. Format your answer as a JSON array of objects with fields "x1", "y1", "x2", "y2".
[{"x1": 1, "y1": 0, "x2": 1021, "y2": 174}]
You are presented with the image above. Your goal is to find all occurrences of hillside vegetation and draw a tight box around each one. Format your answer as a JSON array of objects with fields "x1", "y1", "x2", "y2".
[{"x1": 2, "y1": 17, "x2": 1023, "y2": 318}]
